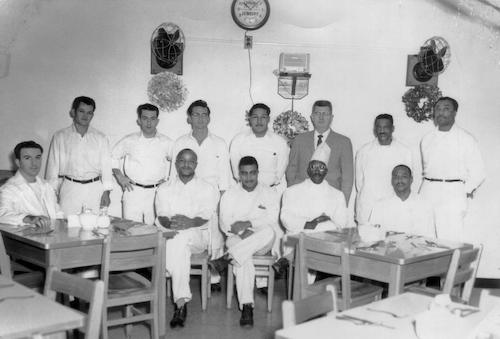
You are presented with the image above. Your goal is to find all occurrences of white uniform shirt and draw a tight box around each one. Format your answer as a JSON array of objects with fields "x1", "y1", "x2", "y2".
[
  {"x1": 281, "y1": 179, "x2": 348, "y2": 234},
  {"x1": 0, "y1": 171, "x2": 64, "y2": 225},
  {"x1": 46, "y1": 124, "x2": 113, "y2": 191},
  {"x1": 229, "y1": 130, "x2": 289, "y2": 187},
  {"x1": 369, "y1": 193, "x2": 436, "y2": 238},
  {"x1": 220, "y1": 183, "x2": 280, "y2": 235},
  {"x1": 171, "y1": 132, "x2": 232, "y2": 191},
  {"x1": 111, "y1": 132, "x2": 173, "y2": 184},
  {"x1": 155, "y1": 176, "x2": 219, "y2": 228},
  {"x1": 421, "y1": 125, "x2": 485, "y2": 194},
  {"x1": 355, "y1": 139, "x2": 412, "y2": 223}
]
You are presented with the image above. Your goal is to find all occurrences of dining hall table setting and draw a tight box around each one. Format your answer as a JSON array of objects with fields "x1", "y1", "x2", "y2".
[
  {"x1": 0, "y1": 216, "x2": 176, "y2": 338},
  {"x1": 287, "y1": 228, "x2": 472, "y2": 300}
]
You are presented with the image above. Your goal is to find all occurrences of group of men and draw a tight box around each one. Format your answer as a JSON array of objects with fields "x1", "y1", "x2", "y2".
[{"x1": 0, "y1": 95, "x2": 485, "y2": 329}]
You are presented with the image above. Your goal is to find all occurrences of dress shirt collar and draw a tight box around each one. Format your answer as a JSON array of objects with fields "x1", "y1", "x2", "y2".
[
  {"x1": 70, "y1": 123, "x2": 96, "y2": 137},
  {"x1": 435, "y1": 123, "x2": 457, "y2": 135},
  {"x1": 14, "y1": 170, "x2": 43, "y2": 186},
  {"x1": 139, "y1": 131, "x2": 159, "y2": 140}
]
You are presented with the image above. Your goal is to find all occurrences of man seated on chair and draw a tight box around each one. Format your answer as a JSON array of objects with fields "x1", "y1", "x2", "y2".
[
  {"x1": 281, "y1": 143, "x2": 348, "y2": 237},
  {"x1": 0, "y1": 141, "x2": 63, "y2": 227},
  {"x1": 211, "y1": 156, "x2": 278, "y2": 328},
  {"x1": 369, "y1": 164, "x2": 436, "y2": 238},
  {"x1": 155, "y1": 148, "x2": 219, "y2": 329}
]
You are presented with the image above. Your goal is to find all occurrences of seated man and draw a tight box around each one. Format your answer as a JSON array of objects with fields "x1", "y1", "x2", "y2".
[
  {"x1": 369, "y1": 164, "x2": 436, "y2": 238},
  {"x1": 0, "y1": 141, "x2": 63, "y2": 227},
  {"x1": 155, "y1": 148, "x2": 219, "y2": 328},
  {"x1": 281, "y1": 143, "x2": 348, "y2": 238},
  {"x1": 212, "y1": 156, "x2": 278, "y2": 328}
]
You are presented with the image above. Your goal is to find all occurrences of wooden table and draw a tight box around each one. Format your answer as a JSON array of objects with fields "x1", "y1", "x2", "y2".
[
  {"x1": 0, "y1": 218, "x2": 176, "y2": 338},
  {"x1": 288, "y1": 230, "x2": 471, "y2": 299},
  {"x1": 0, "y1": 274, "x2": 84, "y2": 339},
  {"x1": 275, "y1": 292, "x2": 490, "y2": 339}
]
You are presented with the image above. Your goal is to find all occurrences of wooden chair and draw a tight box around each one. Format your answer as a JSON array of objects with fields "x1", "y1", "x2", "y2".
[
  {"x1": 297, "y1": 233, "x2": 383, "y2": 311},
  {"x1": 166, "y1": 250, "x2": 212, "y2": 310},
  {"x1": 226, "y1": 253, "x2": 277, "y2": 312},
  {"x1": 44, "y1": 266, "x2": 104, "y2": 339},
  {"x1": 407, "y1": 245, "x2": 483, "y2": 304},
  {"x1": 0, "y1": 233, "x2": 44, "y2": 290},
  {"x1": 282, "y1": 284, "x2": 338, "y2": 329},
  {"x1": 100, "y1": 232, "x2": 163, "y2": 339}
]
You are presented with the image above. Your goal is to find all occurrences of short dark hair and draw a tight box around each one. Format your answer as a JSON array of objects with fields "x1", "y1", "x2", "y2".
[
  {"x1": 392, "y1": 164, "x2": 412, "y2": 177},
  {"x1": 238, "y1": 156, "x2": 259, "y2": 170},
  {"x1": 71, "y1": 96, "x2": 96, "y2": 111},
  {"x1": 375, "y1": 114, "x2": 393, "y2": 125},
  {"x1": 176, "y1": 148, "x2": 197, "y2": 162},
  {"x1": 137, "y1": 103, "x2": 159, "y2": 118},
  {"x1": 187, "y1": 100, "x2": 210, "y2": 116},
  {"x1": 312, "y1": 100, "x2": 332, "y2": 112},
  {"x1": 14, "y1": 141, "x2": 43, "y2": 159},
  {"x1": 435, "y1": 96, "x2": 458, "y2": 111},
  {"x1": 249, "y1": 103, "x2": 270, "y2": 116}
]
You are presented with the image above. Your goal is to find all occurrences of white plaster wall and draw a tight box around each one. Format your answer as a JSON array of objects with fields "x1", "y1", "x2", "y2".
[{"x1": 0, "y1": 0, "x2": 499, "y2": 277}]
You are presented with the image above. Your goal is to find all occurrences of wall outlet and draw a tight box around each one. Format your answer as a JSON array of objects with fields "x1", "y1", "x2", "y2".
[{"x1": 244, "y1": 35, "x2": 253, "y2": 49}]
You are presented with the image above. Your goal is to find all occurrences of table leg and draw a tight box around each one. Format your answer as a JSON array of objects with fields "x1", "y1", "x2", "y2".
[
  {"x1": 388, "y1": 265, "x2": 405, "y2": 296},
  {"x1": 159, "y1": 240, "x2": 166, "y2": 338}
]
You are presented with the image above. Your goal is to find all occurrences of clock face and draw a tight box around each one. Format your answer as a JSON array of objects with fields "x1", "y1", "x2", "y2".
[{"x1": 231, "y1": 0, "x2": 270, "y2": 31}]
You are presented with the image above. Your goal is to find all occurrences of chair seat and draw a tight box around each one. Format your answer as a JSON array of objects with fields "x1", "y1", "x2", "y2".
[
  {"x1": 304, "y1": 277, "x2": 383, "y2": 310},
  {"x1": 108, "y1": 272, "x2": 153, "y2": 300},
  {"x1": 13, "y1": 271, "x2": 44, "y2": 289}
]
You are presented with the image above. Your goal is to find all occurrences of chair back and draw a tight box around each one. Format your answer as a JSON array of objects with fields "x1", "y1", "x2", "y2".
[
  {"x1": 0, "y1": 234, "x2": 12, "y2": 277},
  {"x1": 298, "y1": 233, "x2": 351, "y2": 310},
  {"x1": 100, "y1": 232, "x2": 163, "y2": 292},
  {"x1": 443, "y1": 244, "x2": 483, "y2": 303},
  {"x1": 282, "y1": 284, "x2": 338, "y2": 328},
  {"x1": 44, "y1": 266, "x2": 105, "y2": 339}
]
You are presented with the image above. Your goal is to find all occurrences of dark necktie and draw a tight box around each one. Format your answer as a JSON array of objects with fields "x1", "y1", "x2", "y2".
[{"x1": 317, "y1": 134, "x2": 323, "y2": 146}]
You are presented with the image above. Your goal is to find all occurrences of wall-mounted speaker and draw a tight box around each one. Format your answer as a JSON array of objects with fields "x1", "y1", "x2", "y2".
[{"x1": 406, "y1": 55, "x2": 438, "y2": 86}]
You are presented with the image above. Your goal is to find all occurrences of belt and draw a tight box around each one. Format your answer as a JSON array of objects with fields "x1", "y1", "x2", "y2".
[
  {"x1": 62, "y1": 175, "x2": 101, "y2": 184},
  {"x1": 424, "y1": 177, "x2": 464, "y2": 183},
  {"x1": 132, "y1": 181, "x2": 162, "y2": 189}
]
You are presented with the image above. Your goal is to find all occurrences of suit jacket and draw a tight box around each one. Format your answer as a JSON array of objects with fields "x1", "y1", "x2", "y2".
[
  {"x1": 286, "y1": 129, "x2": 354, "y2": 204},
  {"x1": 0, "y1": 171, "x2": 64, "y2": 225}
]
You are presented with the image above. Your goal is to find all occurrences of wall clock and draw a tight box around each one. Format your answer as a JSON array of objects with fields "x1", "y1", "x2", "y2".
[{"x1": 231, "y1": 0, "x2": 270, "y2": 31}]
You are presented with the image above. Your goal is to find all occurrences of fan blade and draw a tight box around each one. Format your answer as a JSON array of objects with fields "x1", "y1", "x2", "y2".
[
  {"x1": 157, "y1": 28, "x2": 168, "y2": 38},
  {"x1": 438, "y1": 46, "x2": 447, "y2": 58},
  {"x1": 172, "y1": 29, "x2": 180, "y2": 42}
]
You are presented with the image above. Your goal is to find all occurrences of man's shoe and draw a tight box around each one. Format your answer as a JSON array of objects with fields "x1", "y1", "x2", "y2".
[
  {"x1": 240, "y1": 303, "x2": 254, "y2": 327},
  {"x1": 210, "y1": 282, "x2": 222, "y2": 293},
  {"x1": 257, "y1": 287, "x2": 268, "y2": 295},
  {"x1": 272, "y1": 257, "x2": 289, "y2": 278},
  {"x1": 209, "y1": 255, "x2": 230, "y2": 273},
  {"x1": 170, "y1": 304, "x2": 187, "y2": 328}
]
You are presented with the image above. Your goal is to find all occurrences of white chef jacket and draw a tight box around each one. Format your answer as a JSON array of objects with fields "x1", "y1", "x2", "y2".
[
  {"x1": 171, "y1": 131, "x2": 232, "y2": 191},
  {"x1": 355, "y1": 139, "x2": 412, "y2": 224},
  {"x1": 45, "y1": 124, "x2": 113, "y2": 191},
  {"x1": 229, "y1": 129, "x2": 289, "y2": 187},
  {"x1": 111, "y1": 131, "x2": 173, "y2": 184},
  {"x1": 220, "y1": 183, "x2": 280, "y2": 235},
  {"x1": 369, "y1": 193, "x2": 436, "y2": 238},
  {"x1": 0, "y1": 171, "x2": 64, "y2": 225},
  {"x1": 281, "y1": 179, "x2": 348, "y2": 234},
  {"x1": 420, "y1": 125, "x2": 485, "y2": 194}
]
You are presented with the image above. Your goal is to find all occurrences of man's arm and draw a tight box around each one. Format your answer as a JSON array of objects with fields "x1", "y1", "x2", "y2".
[
  {"x1": 464, "y1": 135, "x2": 486, "y2": 198},
  {"x1": 45, "y1": 134, "x2": 62, "y2": 192},
  {"x1": 340, "y1": 137, "x2": 354, "y2": 205},
  {"x1": 354, "y1": 148, "x2": 364, "y2": 194},
  {"x1": 275, "y1": 136, "x2": 290, "y2": 185},
  {"x1": 229, "y1": 136, "x2": 241, "y2": 182},
  {"x1": 280, "y1": 190, "x2": 309, "y2": 233},
  {"x1": 111, "y1": 136, "x2": 133, "y2": 192},
  {"x1": 99, "y1": 136, "x2": 113, "y2": 208}
]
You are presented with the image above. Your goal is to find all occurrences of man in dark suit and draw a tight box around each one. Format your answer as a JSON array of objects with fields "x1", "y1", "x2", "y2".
[{"x1": 286, "y1": 100, "x2": 353, "y2": 204}]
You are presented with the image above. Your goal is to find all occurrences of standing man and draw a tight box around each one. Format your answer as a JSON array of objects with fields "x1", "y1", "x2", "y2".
[
  {"x1": 420, "y1": 97, "x2": 485, "y2": 242},
  {"x1": 230, "y1": 103, "x2": 288, "y2": 256},
  {"x1": 212, "y1": 156, "x2": 278, "y2": 328},
  {"x1": 46, "y1": 96, "x2": 113, "y2": 215},
  {"x1": 355, "y1": 114, "x2": 412, "y2": 225},
  {"x1": 286, "y1": 100, "x2": 353, "y2": 204},
  {"x1": 155, "y1": 148, "x2": 219, "y2": 328},
  {"x1": 369, "y1": 165, "x2": 435, "y2": 238},
  {"x1": 171, "y1": 99, "x2": 232, "y2": 288},
  {"x1": 112, "y1": 103, "x2": 172, "y2": 225},
  {"x1": 0, "y1": 141, "x2": 64, "y2": 227}
]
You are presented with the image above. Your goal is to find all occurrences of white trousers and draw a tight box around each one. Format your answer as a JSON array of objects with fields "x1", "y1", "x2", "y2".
[
  {"x1": 420, "y1": 181, "x2": 467, "y2": 242},
  {"x1": 226, "y1": 227, "x2": 274, "y2": 309},
  {"x1": 59, "y1": 180, "x2": 103, "y2": 215},
  {"x1": 122, "y1": 186, "x2": 157, "y2": 225},
  {"x1": 165, "y1": 228, "x2": 209, "y2": 302}
]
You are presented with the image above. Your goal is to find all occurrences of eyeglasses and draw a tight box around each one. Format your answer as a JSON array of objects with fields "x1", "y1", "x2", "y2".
[{"x1": 309, "y1": 163, "x2": 327, "y2": 171}]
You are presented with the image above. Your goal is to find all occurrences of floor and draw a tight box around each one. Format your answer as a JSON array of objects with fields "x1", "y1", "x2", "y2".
[
  {"x1": 109, "y1": 275, "x2": 287, "y2": 339},
  {"x1": 107, "y1": 275, "x2": 497, "y2": 339}
]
